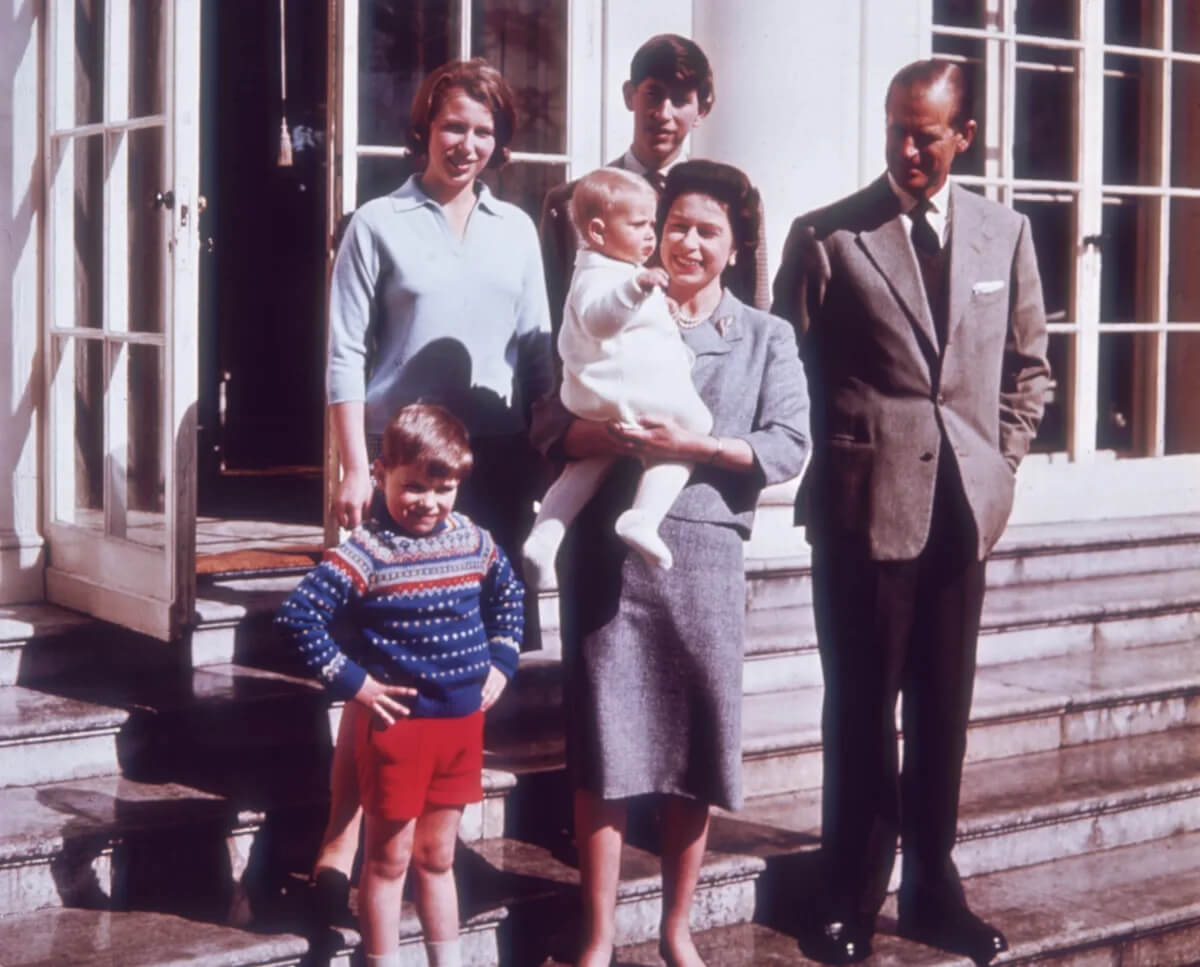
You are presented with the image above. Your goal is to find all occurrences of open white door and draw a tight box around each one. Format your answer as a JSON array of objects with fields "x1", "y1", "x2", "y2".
[{"x1": 42, "y1": 0, "x2": 201, "y2": 640}]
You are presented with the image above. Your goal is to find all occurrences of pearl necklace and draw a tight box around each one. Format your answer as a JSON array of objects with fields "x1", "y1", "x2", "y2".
[{"x1": 675, "y1": 311, "x2": 709, "y2": 329}]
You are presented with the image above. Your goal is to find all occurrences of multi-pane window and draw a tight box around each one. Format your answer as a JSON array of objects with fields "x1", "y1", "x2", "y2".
[
  {"x1": 932, "y1": 0, "x2": 1200, "y2": 459},
  {"x1": 45, "y1": 0, "x2": 171, "y2": 546},
  {"x1": 351, "y1": 0, "x2": 569, "y2": 219}
]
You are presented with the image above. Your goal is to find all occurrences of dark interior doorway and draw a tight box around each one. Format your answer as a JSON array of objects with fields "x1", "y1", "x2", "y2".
[{"x1": 197, "y1": 0, "x2": 328, "y2": 526}]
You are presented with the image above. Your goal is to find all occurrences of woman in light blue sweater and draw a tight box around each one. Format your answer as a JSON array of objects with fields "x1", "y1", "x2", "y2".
[{"x1": 314, "y1": 57, "x2": 552, "y2": 917}]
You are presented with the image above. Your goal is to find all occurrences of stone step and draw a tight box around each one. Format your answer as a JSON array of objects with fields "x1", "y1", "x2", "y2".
[
  {"x1": 489, "y1": 639, "x2": 1200, "y2": 804},
  {"x1": 0, "y1": 836, "x2": 761, "y2": 966},
  {"x1": 741, "y1": 564, "x2": 1200, "y2": 694},
  {"x1": 711, "y1": 727, "x2": 1200, "y2": 892},
  {"x1": 741, "y1": 638, "x2": 1200, "y2": 798},
  {"x1": 0, "y1": 686, "x2": 134, "y2": 788},
  {"x1": 612, "y1": 829, "x2": 1200, "y2": 964},
  {"x1": 466, "y1": 837, "x2": 764, "y2": 964},
  {"x1": 0, "y1": 903, "x2": 505, "y2": 966},
  {"x1": 0, "y1": 763, "x2": 517, "y2": 917}
]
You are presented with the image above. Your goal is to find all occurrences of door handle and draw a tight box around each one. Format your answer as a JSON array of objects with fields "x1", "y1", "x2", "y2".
[{"x1": 154, "y1": 189, "x2": 175, "y2": 210}]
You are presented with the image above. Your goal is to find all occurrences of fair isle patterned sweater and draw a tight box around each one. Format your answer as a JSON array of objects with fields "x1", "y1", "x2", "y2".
[{"x1": 275, "y1": 511, "x2": 523, "y2": 718}]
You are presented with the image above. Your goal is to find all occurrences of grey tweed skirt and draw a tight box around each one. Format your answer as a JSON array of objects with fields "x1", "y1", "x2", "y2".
[{"x1": 559, "y1": 466, "x2": 746, "y2": 810}]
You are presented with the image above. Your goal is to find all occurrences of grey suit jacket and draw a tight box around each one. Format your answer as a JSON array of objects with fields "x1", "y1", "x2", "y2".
[
  {"x1": 539, "y1": 155, "x2": 772, "y2": 340},
  {"x1": 772, "y1": 175, "x2": 1051, "y2": 561}
]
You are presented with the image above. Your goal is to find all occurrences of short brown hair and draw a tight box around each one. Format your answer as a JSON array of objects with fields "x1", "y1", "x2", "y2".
[
  {"x1": 407, "y1": 59, "x2": 516, "y2": 169},
  {"x1": 630, "y1": 35, "x2": 714, "y2": 114},
  {"x1": 887, "y1": 59, "x2": 973, "y2": 131},
  {"x1": 379, "y1": 403, "x2": 474, "y2": 480},
  {"x1": 569, "y1": 167, "x2": 657, "y2": 238}
]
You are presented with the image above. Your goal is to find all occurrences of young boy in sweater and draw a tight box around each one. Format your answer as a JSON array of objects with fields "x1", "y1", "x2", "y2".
[{"x1": 276, "y1": 403, "x2": 523, "y2": 967}]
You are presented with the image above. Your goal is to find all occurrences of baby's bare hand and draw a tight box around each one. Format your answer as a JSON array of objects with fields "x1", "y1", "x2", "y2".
[{"x1": 635, "y1": 267, "x2": 670, "y2": 293}]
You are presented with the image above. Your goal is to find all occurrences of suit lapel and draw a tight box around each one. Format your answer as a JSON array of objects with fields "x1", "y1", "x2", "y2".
[
  {"x1": 856, "y1": 198, "x2": 939, "y2": 356},
  {"x1": 946, "y1": 183, "x2": 993, "y2": 347}
]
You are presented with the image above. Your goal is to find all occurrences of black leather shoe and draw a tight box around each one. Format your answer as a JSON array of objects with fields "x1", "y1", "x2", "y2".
[
  {"x1": 802, "y1": 919, "x2": 873, "y2": 964},
  {"x1": 898, "y1": 904, "x2": 1007, "y2": 965}
]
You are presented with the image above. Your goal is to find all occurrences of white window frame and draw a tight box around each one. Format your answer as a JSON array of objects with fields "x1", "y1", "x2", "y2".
[
  {"x1": 41, "y1": 0, "x2": 200, "y2": 639},
  {"x1": 931, "y1": 0, "x2": 1200, "y2": 466}
]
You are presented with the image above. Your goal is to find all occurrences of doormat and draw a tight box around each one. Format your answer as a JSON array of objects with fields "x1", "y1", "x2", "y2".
[{"x1": 196, "y1": 544, "x2": 323, "y2": 579}]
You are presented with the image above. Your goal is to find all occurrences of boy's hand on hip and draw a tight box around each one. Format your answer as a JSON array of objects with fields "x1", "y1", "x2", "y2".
[
  {"x1": 354, "y1": 675, "x2": 417, "y2": 727},
  {"x1": 480, "y1": 666, "x2": 508, "y2": 711}
]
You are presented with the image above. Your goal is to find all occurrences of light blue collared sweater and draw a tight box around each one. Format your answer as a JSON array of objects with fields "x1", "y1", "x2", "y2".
[{"x1": 327, "y1": 176, "x2": 553, "y2": 439}]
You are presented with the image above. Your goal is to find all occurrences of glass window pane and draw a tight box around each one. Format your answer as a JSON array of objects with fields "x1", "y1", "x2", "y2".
[
  {"x1": 1014, "y1": 45, "x2": 1077, "y2": 181},
  {"x1": 1016, "y1": 0, "x2": 1077, "y2": 39},
  {"x1": 356, "y1": 154, "x2": 420, "y2": 207},
  {"x1": 54, "y1": 336, "x2": 105, "y2": 531},
  {"x1": 1171, "y1": 61, "x2": 1200, "y2": 188},
  {"x1": 1100, "y1": 195, "x2": 1160, "y2": 323},
  {"x1": 1030, "y1": 332, "x2": 1072, "y2": 453},
  {"x1": 472, "y1": 0, "x2": 567, "y2": 155},
  {"x1": 1106, "y1": 0, "x2": 1162, "y2": 48},
  {"x1": 1014, "y1": 196, "x2": 1075, "y2": 322},
  {"x1": 76, "y1": 0, "x2": 105, "y2": 125},
  {"x1": 933, "y1": 0, "x2": 986, "y2": 29},
  {"x1": 128, "y1": 126, "x2": 169, "y2": 333},
  {"x1": 1169, "y1": 198, "x2": 1200, "y2": 322},
  {"x1": 358, "y1": 1, "x2": 458, "y2": 147},
  {"x1": 1166, "y1": 332, "x2": 1200, "y2": 454},
  {"x1": 1175, "y1": 0, "x2": 1200, "y2": 54},
  {"x1": 1103, "y1": 54, "x2": 1163, "y2": 185},
  {"x1": 126, "y1": 344, "x2": 166, "y2": 547},
  {"x1": 1097, "y1": 332, "x2": 1156, "y2": 455},
  {"x1": 481, "y1": 160, "x2": 566, "y2": 223},
  {"x1": 129, "y1": 0, "x2": 166, "y2": 117},
  {"x1": 931, "y1": 34, "x2": 986, "y2": 177},
  {"x1": 73, "y1": 134, "x2": 105, "y2": 330}
]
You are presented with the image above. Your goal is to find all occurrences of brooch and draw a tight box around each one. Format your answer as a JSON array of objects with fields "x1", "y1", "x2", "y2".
[{"x1": 714, "y1": 315, "x2": 735, "y2": 338}]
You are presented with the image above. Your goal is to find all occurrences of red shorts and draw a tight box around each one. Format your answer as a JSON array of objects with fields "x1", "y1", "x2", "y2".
[{"x1": 355, "y1": 710, "x2": 484, "y2": 821}]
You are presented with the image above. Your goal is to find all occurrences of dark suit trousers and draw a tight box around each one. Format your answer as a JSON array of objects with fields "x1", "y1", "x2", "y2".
[{"x1": 812, "y1": 452, "x2": 986, "y2": 921}]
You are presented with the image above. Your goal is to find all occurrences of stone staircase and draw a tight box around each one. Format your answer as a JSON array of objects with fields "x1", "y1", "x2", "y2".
[{"x1": 0, "y1": 514, "x2": 1198, "y2": 965}]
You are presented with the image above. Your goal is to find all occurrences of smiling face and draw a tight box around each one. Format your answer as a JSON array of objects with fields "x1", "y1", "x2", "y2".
[
  {"x1": 659, "y1": 191, "x2": 735, "y2": 298},
  {"x1": 374, "y1": 460, "x2": 460, "y2": 537},
  {"x1": 421, "y1": 88, "x2": 497, "y2": 197},
  {"x1": 885, "y1": 79, "x2": 975, "y2": 199},
  {"x1": 590, "y1": 190, "x2": 659, "y2": 265},
  {"x1": 623, "y1": 78, "x2": 706, "y2": 170}
]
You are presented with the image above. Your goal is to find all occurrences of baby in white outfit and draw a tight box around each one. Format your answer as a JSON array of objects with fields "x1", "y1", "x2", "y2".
[{"x1": 523, "y1": 168, "x2": 712, "y2": 589}]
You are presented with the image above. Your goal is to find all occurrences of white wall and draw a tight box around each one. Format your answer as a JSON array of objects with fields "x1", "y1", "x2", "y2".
[
  {"x1": 690, "y1": 0, "x2": 926, "y2": 276},
  {"x1": 0, "y1": 0, "x2": 44, "y2": 603},
  {"x1": 600, "y1": 0, "x2": 693, "y2": 163}
]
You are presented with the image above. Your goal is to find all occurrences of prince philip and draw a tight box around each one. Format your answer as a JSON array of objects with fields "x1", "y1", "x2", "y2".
[{"x1": 772, "y1": 60, "x2": 1051, "y2": 965}]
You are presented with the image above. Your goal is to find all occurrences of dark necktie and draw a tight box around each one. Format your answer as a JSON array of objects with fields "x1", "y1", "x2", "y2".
[
  {"x1": 645, "y1": 170, "x2": 667, "y2": 194},
  {"x1": 910, "y1": 200, "x2": 940, "y2": 255}
]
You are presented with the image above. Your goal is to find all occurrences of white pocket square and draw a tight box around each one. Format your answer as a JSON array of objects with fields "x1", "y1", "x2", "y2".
[{"x1": 972, "y1": 280, "x2": 1006, "y2": 295}]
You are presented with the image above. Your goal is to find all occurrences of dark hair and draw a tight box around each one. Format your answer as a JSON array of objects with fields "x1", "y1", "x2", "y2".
[
  {"x1": 629, "y1": 34, "x2": 715, "y2": 113},
  {"x1": 379, "y1": 403, "x2": 474, "y2": 480},
  {"x1": 407, "y1": 58, "x2": 516, "y2": 169},
  {"x1": 658, "y1": 159, "x2": 761, "y2": 278},
  {"x1": 886, "y1": 59, "x2": 973, "y2": 131}
]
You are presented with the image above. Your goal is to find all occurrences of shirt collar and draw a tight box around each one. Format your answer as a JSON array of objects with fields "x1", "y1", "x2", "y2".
[
  {"x1": 621, "y1": 148, "x2": 688, "y2": 183},
  {"x1": 887, "y1": 172, "x2": 950, "y2": 242},
  {"x1": 390, "y1": 174, "x2": 501, "y2": 215}
]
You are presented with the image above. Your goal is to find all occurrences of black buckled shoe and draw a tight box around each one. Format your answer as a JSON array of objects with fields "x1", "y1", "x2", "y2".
[
  {"x1": 802, "y1": 918, "x2": 874, "y2": 964},
  {"x1": 898, "y1": 903, "x2": 1008, "y2": 966}
]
